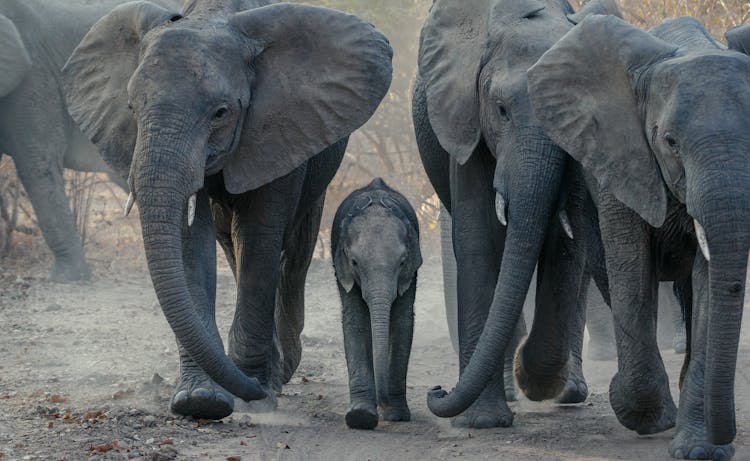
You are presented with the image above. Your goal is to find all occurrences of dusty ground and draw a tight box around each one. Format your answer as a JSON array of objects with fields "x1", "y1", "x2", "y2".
[{"x1": 0, "y1": 247, "x2": 749, "y2": 461}]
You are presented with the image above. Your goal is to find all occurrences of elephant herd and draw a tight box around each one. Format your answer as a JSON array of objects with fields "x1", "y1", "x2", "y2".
[{"x1": 1, "y1": 0, "x2": 748, "y2": 459}]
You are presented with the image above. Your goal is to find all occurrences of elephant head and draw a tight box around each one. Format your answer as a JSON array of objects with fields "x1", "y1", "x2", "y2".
[
  {"x1": 419, "y1": 0, "x2": 622, "y2": 417},
  {"x1": 528, "y1": 15, "x2": 750, "y2": 445},
  {"x1": 62, "y1": 0, "x2": 392, "y2": 403},
  {"x1": 333, "y1": 179, "x2": 422, "y2": 406}
]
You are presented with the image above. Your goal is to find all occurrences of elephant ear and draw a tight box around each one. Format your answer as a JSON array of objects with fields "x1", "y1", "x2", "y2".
[
  {"x1": 0, "y1": 14, "x2": 31, "y2": 98},
  {"x1": 567, "y1": 0, "x2": 623, "y2": 24},
  {"x1": 333, "y1": 244, "x2": 355, "y2": 293},
  {"x1": 62, "y1": 2, "x2": 179, "y2": 180},
  {"x1": 726, "y1": 24, "x2": 750, "y2": 54},
  {"x1": 418, "y1": 0, "x2": 493, "y2": 164},
  {"x1": 528, "y1": 15, "x2": 677, "y2": 227},
  {"x1": 226, "y1": 4, "x2": 393, "y2": 194},
  {"x1": 398, "y1": 220, "x2": 422, "y2": 297}
]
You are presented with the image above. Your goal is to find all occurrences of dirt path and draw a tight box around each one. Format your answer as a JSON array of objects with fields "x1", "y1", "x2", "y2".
[{"x1": 0, "y1": 252, "x2": 748, "y2": 460}]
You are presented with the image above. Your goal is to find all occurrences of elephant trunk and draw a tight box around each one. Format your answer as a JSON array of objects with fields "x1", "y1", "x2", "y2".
[
  {"x1": 367, "y1": 293, "x2": 392, "y2": 407},
  {"x1": 696, "y1": 184, "x2": 750, "y2": 445},
  {"x1": 132, "y1": 120, "x2": 267, "y2": 402},
  {"x1": 428, "y1": 133, "x2": 566, "y2": 417}
]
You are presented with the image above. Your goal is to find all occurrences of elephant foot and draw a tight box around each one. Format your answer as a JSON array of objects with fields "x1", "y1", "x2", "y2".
[
  {"x1": 48, "y1": 256, "x2": 91, "y2": 283},
  {"x1": 381, "y1": 399, "x2": 411, "y2": 422},
  {"x1": 672, "y1": 330, "x2": 687, "y2": 355},
  {"x1": 609, "y1": 372, "x2": 676, "y2": 435},
  {"x1": 170, "y1": 374, "x2": 234, "y2": 420},
  {"x1": 555, "y1": 377, "x2": 589, "y2": 404},
  {"x1": 587, "y1": 341, "x2": 617, "y2": 361},
  {"x1": 346, "y1": 401, "x2": 378, "y2": 430},
  {"x1": 503, "y1": 359, "x2": 517, "y2": 402},
  {"x1": 514, "y1": 342, "x2": 568, "y2": 401},
  {"x1": 451, "y1": 392, "x2": 513, "y2": 429},
  {"x1": 669, "y1": 426, "x2": 734, "y2": 461}
]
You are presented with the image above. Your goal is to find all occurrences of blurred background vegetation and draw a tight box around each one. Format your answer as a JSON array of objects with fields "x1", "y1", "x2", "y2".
[{"x1": 0, "y1": 0, "x2": 748, "y2": 273}]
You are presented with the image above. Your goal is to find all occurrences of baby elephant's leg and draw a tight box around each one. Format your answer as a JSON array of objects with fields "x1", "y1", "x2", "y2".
[
  {"x1": 382, "y1": 281, "x2": 416, "y2": 422},
  {"x1": 341, "y1": 285, "x2": 378, "y2": 429}
]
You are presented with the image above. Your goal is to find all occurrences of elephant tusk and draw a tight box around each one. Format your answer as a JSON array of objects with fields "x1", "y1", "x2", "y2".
[
  {"x1": 124, "y1": 192, "x2": 135, "y2": 217},
  {"x1": 558, "y1": 210, "x2": 574, "y2": 240},
  {"x1": 495, "y1": 192, "x2": 507, "y2": 226},
  {"x1": 187, "y1": 194, "x2": 196, "y2": 227},
  {"x1": 694, "y1": 219, "x2": 710, "y2": 261}
]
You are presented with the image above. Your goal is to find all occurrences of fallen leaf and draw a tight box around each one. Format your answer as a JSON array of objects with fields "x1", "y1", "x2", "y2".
[
  {"x1": 159, "y1": 439, "x2": 174, "y2": 446},
  {"x1": 226, "y1": 457, "x2": 241, "y2": 461},
  {"x1": 239, "y1": 441, "x2": 247, "y2": 446},
  {"x1": 84, "y1": 411, "x2": 105, "y2": 420},
  {"x1": 276, "y1": 442, "x2": 290, "y2": 449},
  {"x1": 48, "y1": 395, "x2": 67, "y2": 404},
  {"x1": 89, "y1": 441, "x2": 119, "y2": 453},
  {"x1": 47, "y1": 422, "x2": 53, "y2": 429},
  {"x1": 301, "y1": 376, "x2": 309, "y2": 383}
]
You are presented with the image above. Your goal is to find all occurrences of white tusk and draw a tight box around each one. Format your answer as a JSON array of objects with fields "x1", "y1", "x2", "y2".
[
  {"x1": 694, "y1": 219, "x2": 710, "y2": 261},
  {"x1": 558, "y1": 210, "x2": 574, "y2": 240},
  {"x1": 187, "y1": 194, "x2": 196, "y2": 227},
  {"x1": 495, "y1": 192, "x2": 507, "y2": 226},
  {"x1": 124, "y1": 192, "x2": 135, "y2": 217}
]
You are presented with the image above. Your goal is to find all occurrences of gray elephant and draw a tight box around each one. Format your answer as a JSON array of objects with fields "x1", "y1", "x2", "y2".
[
  {"x1": 332, "y1": 178, "x2": 421, "y2": 430},
  {"x1": 413, "y1": 0, "x2": 622, "y2": 428},
  {"x1": 529, "y1": 14, "x2": 750, "y2": 460},
  {"x1": 62, "y1": 0, "x2": 392, "y2": 419},
  {"x1": 0, "y1": 0, "x2": 178, "y2": 282}
]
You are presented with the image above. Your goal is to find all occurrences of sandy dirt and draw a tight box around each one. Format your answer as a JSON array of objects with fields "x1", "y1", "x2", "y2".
[{"x1": 0, "y1": 247, "x2": 749, "y2": 461}]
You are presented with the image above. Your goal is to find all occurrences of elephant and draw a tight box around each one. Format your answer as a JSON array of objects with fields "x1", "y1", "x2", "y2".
[
  {"x1": 413, "y1": 0, "x2": 622, "y2": 428},
  {"x1": 332, "y1": 178, "x2": 421, "y2": 430},
  {"x1": 528, "y1": 14, "x2": 750, "y2": 460},
  {"x1": 0, "y1": 0, "x2": 179, "y2": 282},
  {"x1": 62, "y1": 0, "x2": 392, "y2": 419}
]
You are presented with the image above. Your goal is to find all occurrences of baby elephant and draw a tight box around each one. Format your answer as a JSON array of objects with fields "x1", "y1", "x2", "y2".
[{"x1": 332, "y1": 178, "x2": 422, "y2": 429}]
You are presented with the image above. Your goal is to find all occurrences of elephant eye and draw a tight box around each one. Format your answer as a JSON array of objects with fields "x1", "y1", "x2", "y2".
[
  {"x1": 498, "y1": 104, "x2": 509, "y2": 120},
  {"x1": 664, "y1": 132, "x2": 678, "y2": 150},
  {"x1": 213, "y1": 106, "x2": 229, "y2": 121}
]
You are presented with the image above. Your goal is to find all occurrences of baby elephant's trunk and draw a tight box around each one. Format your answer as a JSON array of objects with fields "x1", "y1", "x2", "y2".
[{"x1": 367, "y1": 295, "x2": 392, "y2": 407}]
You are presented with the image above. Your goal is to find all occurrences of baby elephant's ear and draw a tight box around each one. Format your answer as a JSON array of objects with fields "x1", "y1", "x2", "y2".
[
  {"x1": 726, "y1": 24, "x2": 750, "y2": 54},
  {"x1": 398, "y1": 220, "x2": 422, "y2": 297},
  {"x1": 0, "y1": 14, "x2": 31, "y2": 98},
  {"x1": 226, "y1": 4, "x2": 393, "y2": 194},
  {"x1": 333, "y1": 246, "x2": 355, "y2": 293}
]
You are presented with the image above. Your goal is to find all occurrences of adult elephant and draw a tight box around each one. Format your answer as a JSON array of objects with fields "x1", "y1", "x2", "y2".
[
  {"x1": 413, "y1": 0, "x2": 621, "y2": 427},
  {"x1": 63, "y1": 0, "x2": 392, "y2": 419},
  {"x1": 0, "y1": 0, "x2": 179, "y2": 282},
  {"x1": 529, "y1": 15, "x2": 750, "y2": 460}
]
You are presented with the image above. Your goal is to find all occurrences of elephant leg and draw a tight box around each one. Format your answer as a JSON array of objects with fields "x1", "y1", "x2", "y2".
[
  {"x1": 503, "y1": 316, "x2": 525, "y2": 402},
  {"x1": 450, "y1": 153, "x2": 512, "y2": 429},
  {"x1": 555, "y1": 275, "x2": 590, "y2": 404},
  {"x1": 599, "y1": 195, "x2": 676, "y2": 435},
  {"x1": 227, "y1": 177, "x2": 299, "y2": 412},
  {"x1": 382, "y1": 280, "x2": 415, "y2": 422},
  {"x1": 276, "y1": 194, "x2": 325, "y2": 384},
  {"x1": 585, "y1": 281, "x2": 617, "y2": 361},
  {"x1": 439, "y1": 205, "x2": 459, "y2": 355},
  {"x1": 673, "y1": 276, "x2": 692, "y2": 389},
  {"x1": 515, "y1": 217, "x2": 586, "y2": 403},
  {"x1": 341, "y1": 285, "x2": 378, "y2": 430},
  {"x1": 170, "y1": 189, "x2": 234, "y2": 420},
  {"x1": 669, "y1": 255, "x2": 734, "y2": 461},
  {"x1": 662, "y1": 282, "x2": 687, "y2": 354},
  {"x1": 12, "y1": 146, "x2": 89, "y2": 282}
]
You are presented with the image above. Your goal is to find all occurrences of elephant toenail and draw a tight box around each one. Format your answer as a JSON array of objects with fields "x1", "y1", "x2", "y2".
[
  {"x1": 173, "y1": 390, "x2": 189, "y2": 403},
  {"x1": 191, "y1": 388, "x2": 212, "y2": 400},
  {"x1": 215, "y1": 392, "x2": 232, "y2": 406},
  {"x1": 688, "y1": 447, "x2": 707, "y2": 459}
]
